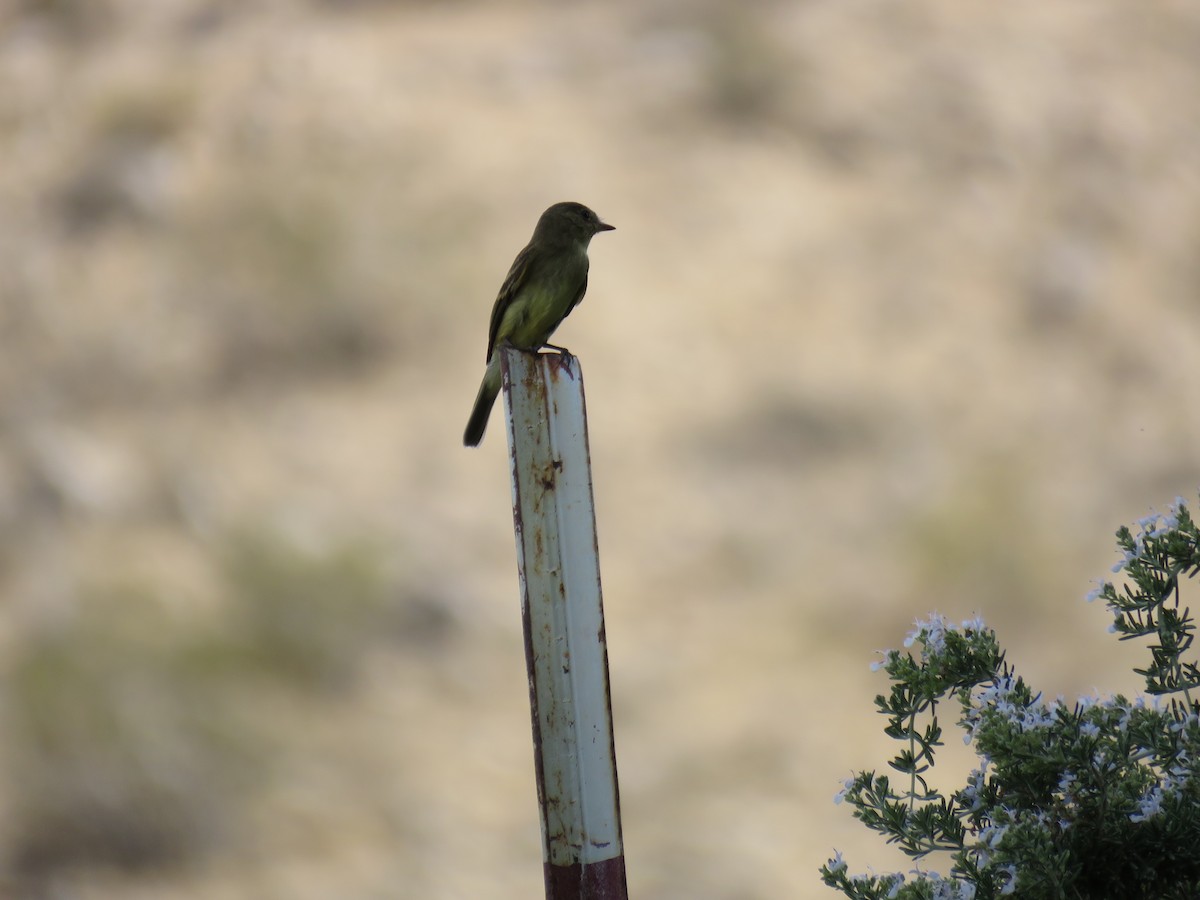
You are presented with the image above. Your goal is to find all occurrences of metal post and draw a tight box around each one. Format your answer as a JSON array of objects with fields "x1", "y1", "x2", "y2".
[{"x1": 500, "y1": 347, "x2": 628, "y2": 900}]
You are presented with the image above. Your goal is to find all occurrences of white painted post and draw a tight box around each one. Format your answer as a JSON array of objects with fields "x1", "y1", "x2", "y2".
[{"x1": 500, "y1": 347, "x2": 628, "y2": 900}]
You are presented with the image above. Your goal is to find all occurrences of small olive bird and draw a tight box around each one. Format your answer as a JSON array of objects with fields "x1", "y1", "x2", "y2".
[{"x1": 463, "y1": 201, "x2": 615, "y2": 447}]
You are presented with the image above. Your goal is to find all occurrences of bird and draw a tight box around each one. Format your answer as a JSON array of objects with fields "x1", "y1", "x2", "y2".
[{"x1": 463, "y1": 201, "x2": 614, "y2": 447}]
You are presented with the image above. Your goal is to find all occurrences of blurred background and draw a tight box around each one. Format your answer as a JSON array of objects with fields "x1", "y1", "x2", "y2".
[{"x1": 1, "y1": 0, "x2": 1199, "y2": 897}]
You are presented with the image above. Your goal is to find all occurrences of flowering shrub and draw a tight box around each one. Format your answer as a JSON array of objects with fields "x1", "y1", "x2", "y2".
[{"x1": 821, "y1": 497, "x2": 1200, "y2": 899}]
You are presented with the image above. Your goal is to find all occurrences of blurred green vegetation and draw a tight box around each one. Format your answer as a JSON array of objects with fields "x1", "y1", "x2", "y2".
[
  {"x1": 221, "y1": 529, "x2": 393, "y2": 691},
  {"x1": 56, "y1": 81, "x2": 193, "y2": 236},
  {"x1": 696, "y1": 3, "x2": 791, "y2": 127},
  {"x1": 1, "y1": 528, "x2": 412, "y2": 886},
  {"x1": 904, "y1": 459, "x2": 1048, "y2": 612},
  {"x1": 179, "y1": 181, "x2": 396, "y2": 391},
  {"x1": 5, "y1": 583, "x2": 255, "y2": 881}
]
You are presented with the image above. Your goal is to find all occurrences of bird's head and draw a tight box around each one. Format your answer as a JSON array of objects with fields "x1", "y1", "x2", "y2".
[{"x1": 535, "y1": 201, "x2": 615, "y2": 244}]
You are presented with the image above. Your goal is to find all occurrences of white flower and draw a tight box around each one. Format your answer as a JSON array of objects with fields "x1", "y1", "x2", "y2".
[
  {"x1": 1164, "y1": 755, "x2": 1191, "y2": 791},
  {"x1": 834, "y1": 777, "x2": 855, "y2": 805},
  {"x1": 1112, "y1": 547, "x2": 1138, "y2": 572},
  {"x1": 980, "y1": 823, "x2": 1008, "y2": 850},
  {"x1": 960, "y1": 614, "x2": 987, "y2": 632},
  {"x1": 1136, "y1": 511, "x2": 1161, "y2": 532},
  {"x1": 998, "y1": 864, "x2": 1019, "y2": 895},
  {"x1": 1021, "y1": 703, "x2": 1056, "y2": 731},
  {"x1": 962, "y1": 766, "x2": 989, "y2": 811},
  {"x1": 905, "y1": 613, "x2": 951, "y2": 652},
  {"x1": 1139, "y1": 503, "x2": 1183, "y2": 537},
  {"x1": 826, "y1": 850, "x2": 847, "y2": 873},
  {"x1": 1169, "y1": 713, "x2": 1198, "y2": 734},
  {"x1": 1130, "y1": 786, "x2": 1164, "y2": 822}
]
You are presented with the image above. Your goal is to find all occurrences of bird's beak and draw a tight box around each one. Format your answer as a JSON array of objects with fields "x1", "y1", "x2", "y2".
[{"x1": 597, "y1": 221, "x2": 615, "y2": 232}]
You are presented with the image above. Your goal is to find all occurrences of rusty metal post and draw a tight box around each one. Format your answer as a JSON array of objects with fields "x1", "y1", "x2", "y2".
[{"x1": 499, "y1": 347, "x2": 628, "y2": 900}]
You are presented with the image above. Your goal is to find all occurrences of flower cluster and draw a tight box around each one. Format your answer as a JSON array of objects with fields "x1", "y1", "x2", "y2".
[{"x1": 821, "y1": 497, "x2": 1200, "y2": 899}]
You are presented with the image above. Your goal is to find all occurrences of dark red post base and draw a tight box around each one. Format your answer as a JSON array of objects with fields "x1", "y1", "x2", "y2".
[{"x1": 544, "y1": 856, "x2": 628, "y2": 900}]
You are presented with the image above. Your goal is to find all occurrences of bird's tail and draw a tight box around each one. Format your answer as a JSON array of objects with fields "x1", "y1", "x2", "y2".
[{"x1": 463, "y1": 362, "x2": 501, "y2": 447}]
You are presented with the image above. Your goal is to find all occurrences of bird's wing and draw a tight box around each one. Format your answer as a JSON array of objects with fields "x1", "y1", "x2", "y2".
[
  {"x1": 485, "y1": 241, "x2": 538, "y2": 361},
  {"x1": 565, "y1": 261, "x2": 589, "y2": 318}
]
